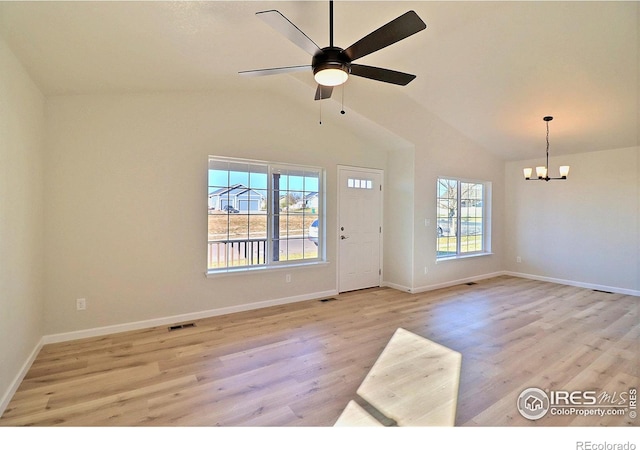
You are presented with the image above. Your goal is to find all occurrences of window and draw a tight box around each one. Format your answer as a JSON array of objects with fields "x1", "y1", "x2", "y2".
[
  {"x1": 436, "y1": 177, "x2": 489, "y2": 259},
  {"x1": 347, "y1": 178, "x2": 373, "y2": 189},
  {"x1": 208, "y1": 157, "x2": 323, "y2": 272}
]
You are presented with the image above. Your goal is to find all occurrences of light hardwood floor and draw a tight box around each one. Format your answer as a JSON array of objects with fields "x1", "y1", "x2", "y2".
[{"x1": 0, "y1": 276, "x2": 637, "y2": 426}]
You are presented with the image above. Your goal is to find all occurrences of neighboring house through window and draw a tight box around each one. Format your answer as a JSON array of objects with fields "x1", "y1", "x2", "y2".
[
  {"x1": 209, "y1": 184, "x2": 264, "y2": 213},
  {"x1": 436, "y1": 177, "x2": 491, "y2": 259},
  {"x1": 208, "y1": 157, "x2": 323, "y2": 272}
]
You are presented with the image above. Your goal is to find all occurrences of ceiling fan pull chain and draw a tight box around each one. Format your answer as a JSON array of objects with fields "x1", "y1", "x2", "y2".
[
  {"x1": 341, "y1": 85, "x2": 346, "y2": 115},
  {"x1": 319, "y1": 90, "x2": 323, "y2": 125}
]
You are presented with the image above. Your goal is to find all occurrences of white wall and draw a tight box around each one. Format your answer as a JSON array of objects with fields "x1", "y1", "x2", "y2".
[
  {"x1": 505, "y1": 146, "x2": 640, "y2": 294},
  {"x1": 383, "y1": 145, "x2": 415, "y2": 291},
  {"x1": 42, "y1": 88, "x2": 396, "y2": 335},
  {"x1": 410, "y1": 116, "x2": 505, "y2": 291},
  {"x1": 345, "y1": 83, "x2": 506, "y2": 292},
  {"x1": 0, "y1": 38, "x2": 45, "y2": 409}
]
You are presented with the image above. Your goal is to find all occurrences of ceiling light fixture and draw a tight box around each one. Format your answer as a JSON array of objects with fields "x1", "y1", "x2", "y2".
[
  {"x1": 314, "y1": 67, "x2": 349, "y2": 86},
  {"x1": 312, "y1": 47, "x2": 350, "y2": 87},
  {"x1": 523, "y1": 116, "x2": 570, "y2": 181}
]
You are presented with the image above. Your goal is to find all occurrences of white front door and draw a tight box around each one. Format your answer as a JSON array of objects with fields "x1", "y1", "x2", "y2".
[{"x1": 338, "y1": 167, "x2": 383, "y2": 293}]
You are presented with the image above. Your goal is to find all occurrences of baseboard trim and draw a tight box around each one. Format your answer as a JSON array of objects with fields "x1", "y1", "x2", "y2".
[
  {"x1": 42, "y1": 289, "x2": 339, "y2": 345},
  {"x1": 0, "y1": 337, "x2": 44, "y2": 417},
  {"x1": 36, "y1": 273, "x2": 639, "y2": 346},
  {"x1": 408, "y1": 271, "x2": 507, "y2": 294},
  {"x1": 387, "y1": 271, "x2": 639, "y2": 297},
  {"x1": 380, "y1": 281, "x2": 412, "y2": 293},
  {"x1": 503, "y1": 271, "x2": 640, "y2": 297}
]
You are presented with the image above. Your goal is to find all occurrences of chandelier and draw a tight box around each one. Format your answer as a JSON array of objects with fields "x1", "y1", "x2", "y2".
[{"x1": 523, "y1": 116, "x2": 570, "y2": 181}]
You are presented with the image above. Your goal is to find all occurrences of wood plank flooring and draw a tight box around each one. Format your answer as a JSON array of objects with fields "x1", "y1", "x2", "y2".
[{"x1": 0, "y1": 276, "x2": 637, "y2": 426}]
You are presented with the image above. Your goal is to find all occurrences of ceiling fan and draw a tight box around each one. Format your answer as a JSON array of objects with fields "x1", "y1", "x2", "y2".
[{"x1": 239, "y1": 1, "x2": 427, "y2": 101}]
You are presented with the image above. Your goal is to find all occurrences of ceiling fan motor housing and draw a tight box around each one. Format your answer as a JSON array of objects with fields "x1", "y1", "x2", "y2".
[{"x1": 312, "y1": 47, "x2": 351, "y2": 77}]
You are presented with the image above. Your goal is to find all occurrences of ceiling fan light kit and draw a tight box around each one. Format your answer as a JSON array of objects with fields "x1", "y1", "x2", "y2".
[
  {"x1": 312, "y1": 47, "x2": 350, "y2": 86},
  {"x1": 239, "y1": 0, "x2": 426, "y2": 104},
  {"x1": 523, "y1": 116, "x2": 570, "y2": 182}
]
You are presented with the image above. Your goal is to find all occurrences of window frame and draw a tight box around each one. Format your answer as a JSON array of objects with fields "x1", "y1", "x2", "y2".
[
  {"x1": 436, "y1": 176, "x2": 491, "y2": 261},
  {"x1": 207, "y1": 156, "x2": 324, "y2": 274}
]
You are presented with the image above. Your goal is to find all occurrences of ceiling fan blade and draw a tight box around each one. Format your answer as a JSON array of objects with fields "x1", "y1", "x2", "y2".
[
  {"x1": 314, "y1": 85, "x2": 334, "y2": 101},
  {"x1": 344, "y1": 11, "x2": 426, "y2": 62},
  {"x1": 350, "y1": 64, "x2": 416, "y2": 86},
  {"x1": 256, "y1": 10, "x2": 321, "y2": 56},
  {"x1": 239, "y1": 65, "x2": 311, "y2": 77}
]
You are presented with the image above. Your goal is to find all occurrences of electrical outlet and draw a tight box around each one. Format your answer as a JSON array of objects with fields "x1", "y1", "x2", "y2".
[
  {"x1": 76, "y1": 298, "x2": 86, "y2": 311},
  {"x1": 424, "y1": 266, "x2": 428, "y2": 275},
  {"x1": 516, "y1": 256, "x2": 522, "y2": 263},
  {"x1": 285, "y1": 274, "x2": 291, "y2": 283}
]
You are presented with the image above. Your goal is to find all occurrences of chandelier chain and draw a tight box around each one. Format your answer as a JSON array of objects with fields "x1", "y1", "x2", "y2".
[{"x1": 546, "y1": 118, "x2": 550, "y2": 170}]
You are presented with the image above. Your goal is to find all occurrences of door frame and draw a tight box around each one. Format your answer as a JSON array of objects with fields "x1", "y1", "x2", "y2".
[{"x1": 336, "y1": 165, "x2": 384, "y2": 293}]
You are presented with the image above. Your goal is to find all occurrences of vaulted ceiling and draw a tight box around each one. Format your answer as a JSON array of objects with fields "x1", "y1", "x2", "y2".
[{"x1": 1, "y1": 1, "x2": 638, "y2": 160}]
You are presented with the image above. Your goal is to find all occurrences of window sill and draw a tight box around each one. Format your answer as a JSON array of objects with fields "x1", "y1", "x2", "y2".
[
  {"x1": 205, "y1": 260, "x2": 330, "y2": 278},
  {"x1": 436, "y1": 252, "x2": 493, "y2": 263}
]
